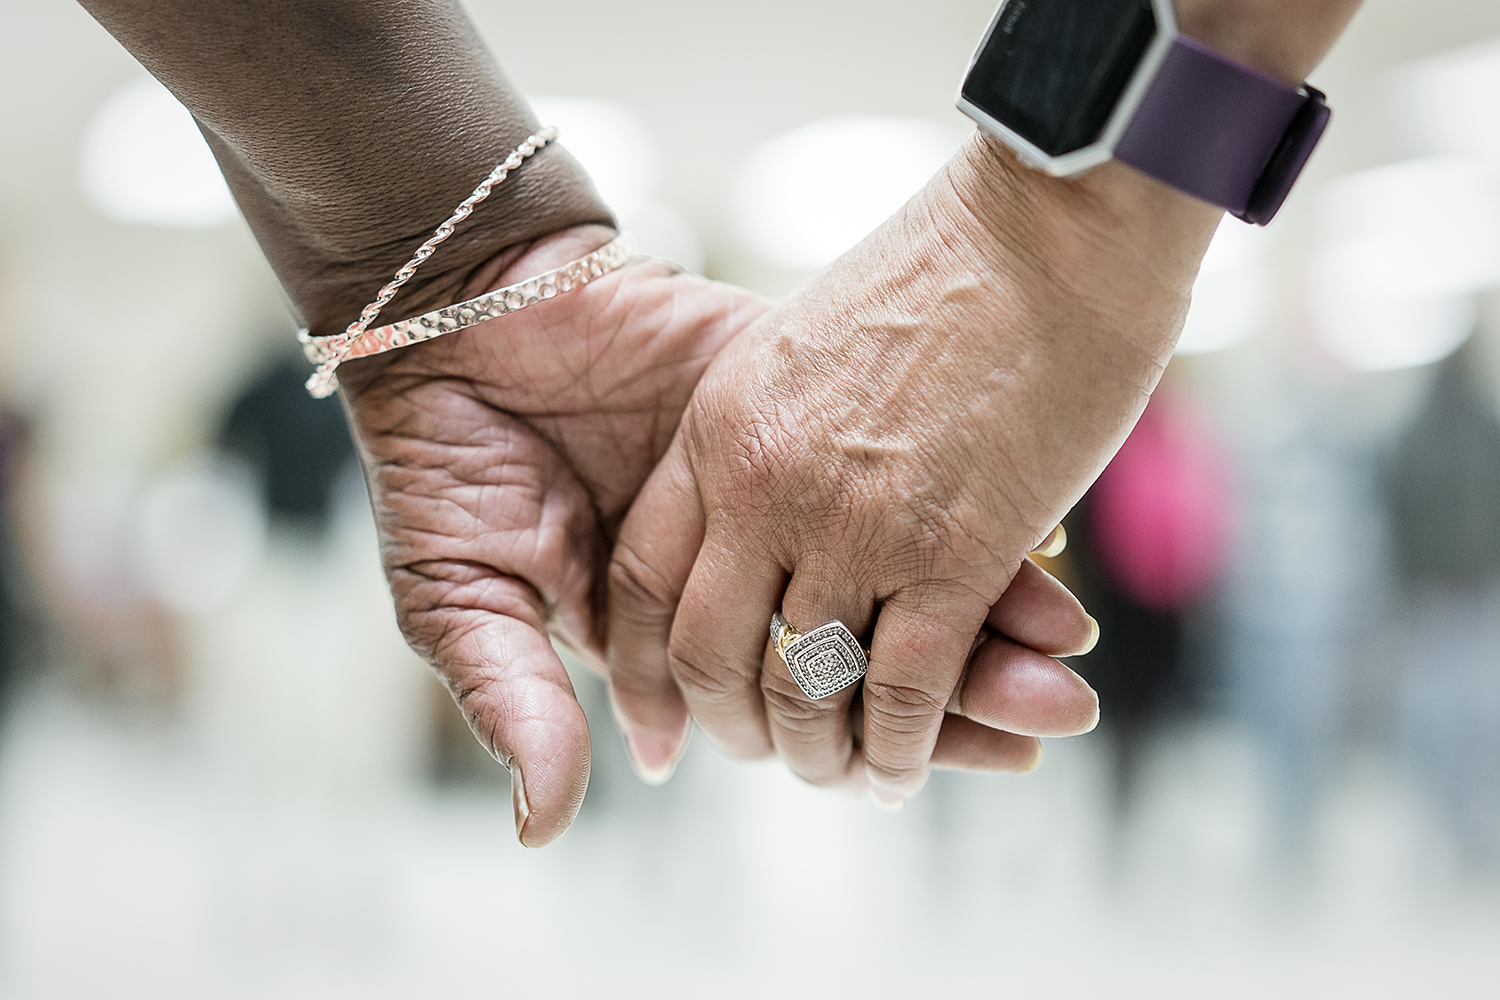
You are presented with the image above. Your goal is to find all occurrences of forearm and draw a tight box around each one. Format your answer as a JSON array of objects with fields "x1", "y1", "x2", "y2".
[
  {"x1": 836, "y1": 0, "x2": 1370, "y2": 538},
  {"x1": 941, "y1": 0, "x2": 1365, "y2": 363},
  {"x1": 77, "y1": 0, "x2": 612, "y2": 336}
]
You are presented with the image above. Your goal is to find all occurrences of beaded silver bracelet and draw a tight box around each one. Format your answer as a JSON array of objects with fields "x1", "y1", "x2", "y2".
[{"x1": 298, "y1": 127, "x2": 636, "y2": 399}]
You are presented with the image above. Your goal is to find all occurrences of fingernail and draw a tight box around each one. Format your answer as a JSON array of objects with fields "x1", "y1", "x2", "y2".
[
  {"x1": 1067, "y1": 616, "x2": 1100, "y2": 657},
  {"x1": 1032, "y1": 524, "x2": 1067, "y2": 559},
  {"x1": 509, "y1": 759, "x2": 533, "y2": 847},
  {"x1": 869, "y1": 780, "x2": 905, "y2": 813},
  {"x1": 1081, "y1": 689, "x2": 1101, "y2": 734},
  {"x1": 623, "y1": 718, "x2": 691, "y2": 786},
  {"x1": 1022, "y1": 742, "x2": 1045, "y2": 773}
]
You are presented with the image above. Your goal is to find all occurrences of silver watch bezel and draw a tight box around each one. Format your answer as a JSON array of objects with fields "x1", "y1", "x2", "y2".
[{"x1": 955, "y1": 0, "x2": 1178, "y2": 177}]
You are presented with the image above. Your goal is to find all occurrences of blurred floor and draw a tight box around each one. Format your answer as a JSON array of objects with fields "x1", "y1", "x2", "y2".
[{"x1": 2, "y1": 670, "x2": 1498, "y2": 998}]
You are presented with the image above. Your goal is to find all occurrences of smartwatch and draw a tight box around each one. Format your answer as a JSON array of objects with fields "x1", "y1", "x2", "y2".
[{"x1": 956, "y1": 0, "x2": 1331, "y2": 225}]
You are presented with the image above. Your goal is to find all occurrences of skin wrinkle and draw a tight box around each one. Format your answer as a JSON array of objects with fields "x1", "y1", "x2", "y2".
[
  {"x1": 397, "y1": 268, "x2": 765, "y2": 524},
  {"x1": 368, "y1": 414, "x2": 604, "y2": 637},
  {"x1": 394, "y1": 528, "x2": 559, "y2": 605},
  {"x1": 452, "y1": 662, "x2": 568, "y2": 763},
  {"x1": 698, "y1": 254, "x2": 1053, "y2": 622},
  {"x1": 894, "y1": 501, "x2": 1006, "y2": 594},
  {"x1": 774, "y1": 265, "x2": 1049, "y2": 556},
  {"x1": 378, "y1": 461, "x2": 533, "y2": 525},
  {"x1": 666, "y1": 643, "x2": 763, "y2": 713},
  {"x1": 606, "y1": 544, "x2": 686, "y2": 624},
  {"x1": 361, "y1": 260, "x2": 756, "y2": 641},
  {"x1": 918, "y1": 199, "x2": 1140, "y2": 530},
  {"x1": 861, "y1": 678, "x2": 953, "y2": 732},
  {"x1": 400, "y1": 588, "x2": 537, "y2": 646},
  {"x1": 416, "y1": 610, "x2": 532, "y2": 672},
  {"x1": 936, "y1": 143, "x2": 1051, "y2": 284},
  {"x1": 82, "y1": 0, "x2": 1365, "y2": 832},
  {"x1": 112, "y1": 1, "x2": 1103, "y2": 843}
]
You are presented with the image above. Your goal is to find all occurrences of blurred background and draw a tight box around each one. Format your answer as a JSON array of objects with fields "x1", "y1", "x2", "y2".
[{"x1": 2, "y1": 0, "x2": 1499, "y2": 996}]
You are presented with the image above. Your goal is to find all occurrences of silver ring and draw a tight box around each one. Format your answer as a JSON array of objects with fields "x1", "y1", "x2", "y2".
[{"x1": 770, "y1": 613, "x2": 869, "y2": 700}]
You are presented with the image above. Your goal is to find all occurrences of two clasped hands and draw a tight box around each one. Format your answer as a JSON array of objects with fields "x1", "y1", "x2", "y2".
[{"x1": 81, "y1": 0, "x2": 1363, "y2": 845}]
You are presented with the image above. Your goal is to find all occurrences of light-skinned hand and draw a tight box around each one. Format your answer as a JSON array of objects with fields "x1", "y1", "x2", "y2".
[
  {"x1": 607, "y1": 140, "x2": 1214, "y2": 808},
  {"x1": 338, "y1": 224, "x2": 1101, "y2": 844}
]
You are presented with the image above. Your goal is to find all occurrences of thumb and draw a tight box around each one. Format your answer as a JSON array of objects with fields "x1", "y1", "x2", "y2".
[{"x1": 429, "y1": 601, "x2": 592, "y2": 847}]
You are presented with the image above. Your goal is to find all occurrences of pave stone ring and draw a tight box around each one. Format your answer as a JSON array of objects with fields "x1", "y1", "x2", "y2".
[{"x1": 770, "y1": 613, "x2": 870, "y2": 700}]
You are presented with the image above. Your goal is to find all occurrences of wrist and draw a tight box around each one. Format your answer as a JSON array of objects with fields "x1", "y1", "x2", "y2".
[
  {"x1": 951, "y1": 0, "x2": 1362, "y2": 245},
  {"x1": 80, "y1": 0, "x2": 615, "y2": 339},
  {"x1": 265, "y1": 142, "x2": 614, "y2": 338},
  {"x1": 460, "y1": 224, "x2": 621, "y2": 302},
  {"x1": 334, "y1": 222, "x2": 620, "y2": 396},
  {"x1": 941, "y1": 132, "x2": 1216, "y2": 361},
  {"x1": 1176, "y1": 0, "x2": 1365, "y2": 84}
]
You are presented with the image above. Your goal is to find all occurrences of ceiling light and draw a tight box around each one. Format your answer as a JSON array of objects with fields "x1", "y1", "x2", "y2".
[
  {"x1": 79, "y1": 77, "x2": 237, "y2": 228},
  {"x1": 1389, "y1": 36, "x2": 1500, "y2": 163},
  {"x1": 527, "y1": 95, "x2": 657, "y2": 214},
  {"x1": 1176, "y1": 216, "x2": 1276, "y2": 355},
  {"x1": 1311, "y1": 157, "x2": 1500, "y2": 372},
  {"x1": 732, "y1": 116, "x2": 963, "y2": 270},
  {"x1": 528, "y1": 95, "x2": 701, "y2": 270}
]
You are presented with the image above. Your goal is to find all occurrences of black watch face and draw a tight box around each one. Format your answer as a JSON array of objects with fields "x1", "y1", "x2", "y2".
[{"x1": 962, "y1": 0, "x2": 1158, "y2": 158}]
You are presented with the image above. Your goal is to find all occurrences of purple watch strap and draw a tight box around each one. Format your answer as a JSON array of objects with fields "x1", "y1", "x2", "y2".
[{"x1": 1115, "y1": 35, "x2": 1330, "y2": 225}]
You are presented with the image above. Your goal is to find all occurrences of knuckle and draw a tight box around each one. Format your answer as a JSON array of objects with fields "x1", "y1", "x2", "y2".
[
  {"x1": 862, "y1": 677, "x2": 950, "y2": 728},
  {"x1": 760, "y1": 675, "x2": 857, "y2": 787},
  {"x1": 667, "y1": 635, "x2": 754, "y2": 705},
  {"x1": 760, "y1": 674, "x2": 832, "y2": 733},
  {"x1": 866, "y1": 757, "x2": 925, "y2": 788},
  {"x1": 607, "y1": 541, "x2": 678, "y2": 617},
  {"x1": 861, "y1": 677, "x2": 947, "y2": 787}
]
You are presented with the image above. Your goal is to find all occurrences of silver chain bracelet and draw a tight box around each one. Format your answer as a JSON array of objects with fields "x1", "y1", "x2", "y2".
[
  {"x1": 300, "y1": 232, "x2": 633, "y2": 397},
  {"x1": 298, "y1": 127, "x2": 636, "y2": 398}
]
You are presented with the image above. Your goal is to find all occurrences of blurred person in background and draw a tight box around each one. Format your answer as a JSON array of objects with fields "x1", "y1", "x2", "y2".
[
  {"x1": 218, "y1": 359, "x2": 358, "y2": 536},
  {"x1": 1387, "y1": 350, "x2": 1500, "y2": 866},
  {"x1": 1062, "y1": 385, "x2": 1235, "y2": 815},
  {"x1": 0, "y1": 405, "x2": 30, "y2": 719},
  {"x1": 73, "y1": 0, "x2": 1362, "y2": 847}
]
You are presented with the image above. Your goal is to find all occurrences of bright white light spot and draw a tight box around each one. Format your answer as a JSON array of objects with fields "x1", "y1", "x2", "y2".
[
  {"x1": 1318, "y1": 157, "x2": 1500, "y2": 301},
  {"x1": 1389, "y1": 36, "x2": 1500, "y2": 163},
  {"x1": 1198, "y1": 214, "x2": 1273, "y2": 276},
  {"x1": 1178, "y1": 269, "x2": 1270, "y2": 356},
  {"x1": 529, "y1": 95, "x2": 704, "y2": 270},
  {"x1": 1313, "y1": 293, "x2": 1477, "y2": 373},
  {"x1": 79, "y1": 77, "x2": 237, "y2": 228},
  {"x1": 1177, "y1": 216, "x2": 1275, "y2": 355},
  {"x1": 528, "y1": 95, "x2": 658, "y2": 214},
  {"x1": 620, "y1": 202, "x2": 706, "y2": 274},
  {"x1": 1311, "y1": 157, "x2": 1500, "y2": 372},
  {"x1": 131, "y1": 458, "x2": 266, "y2": 614},
  {"x1": 732, "y1": 116, "x2": 963, "y2": 270}
]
